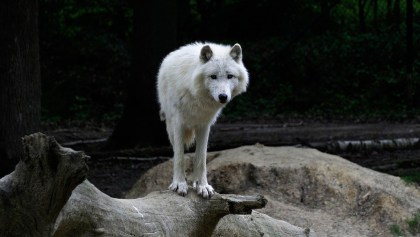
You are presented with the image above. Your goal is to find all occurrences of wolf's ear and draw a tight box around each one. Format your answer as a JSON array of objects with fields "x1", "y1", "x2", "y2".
[
  {"x1": 200, "y1": 45, "x2": 213, "y2": 63},
  {"x1": 230, "y1": 43, "x2": 242, "y2": 62}
]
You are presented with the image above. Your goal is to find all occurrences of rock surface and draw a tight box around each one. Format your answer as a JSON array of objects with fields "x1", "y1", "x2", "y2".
[{"x1": 126, "y1": 144, "x2": 420, "y2": 237}]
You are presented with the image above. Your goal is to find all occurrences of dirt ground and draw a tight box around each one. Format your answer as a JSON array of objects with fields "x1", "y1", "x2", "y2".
[{"x1": 43, "y1": 119, "x2": 420, "y2": 198}]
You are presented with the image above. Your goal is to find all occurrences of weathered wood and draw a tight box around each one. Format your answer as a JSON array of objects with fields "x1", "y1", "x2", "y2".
[
  {"x1": 0, "y1": 133, "x2": 88, "y2": 237},
  {"x1": 310, "y1": 137, "x2": 420, "y2": 152},
  {"x1": 53, "y1": 182, "x2": 267, "y2": 237},
  {"x1": 214, "y1": 212, "x2": 317, "y2": 237},
  {"x1": 5, "y1": 133, "x2": 316, "y2": 237}
]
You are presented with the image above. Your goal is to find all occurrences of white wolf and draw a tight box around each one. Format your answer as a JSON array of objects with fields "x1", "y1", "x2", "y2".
[{"x1": 157, "y1": 42, "x2": 249, "y2": 198}]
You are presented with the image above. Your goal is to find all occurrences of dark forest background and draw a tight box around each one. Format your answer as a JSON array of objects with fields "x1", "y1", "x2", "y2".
[
  {"x1": 39, "y1": 0, "x2": 419, "y2": 123},
  {"x1": 1, "y1": 0, "x2": 419, "y2": 176}
]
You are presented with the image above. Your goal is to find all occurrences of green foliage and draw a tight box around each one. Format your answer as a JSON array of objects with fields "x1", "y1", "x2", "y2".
[
  {"x1": 389, "y1": 211, "x2": 420, "y2": 236},
  {"x1": 69, "y1": 96, "x2": 92, "y2": 121},
  {"x1": 389, "y1": 224, "x2": 404, "y2": 236},
  {"x1": 223, "y1": 1, "x2": 420, "y2": 118},
  {"x1": 39, "y1": 0, "x2": 420, "y2": 122},
  {"x1": 223, "y1": 22, "x2": 419, "y2": 118},
  {"x1": 288, "y1": 30, "x2": 408, "y2": 115},
  {"x1": 402, "y1": 173, "x2": 420, "y2": 185},
  {"x1": 40, "y1": 0, "x2": 131, "y2": 122},
  {"x1": 407, "y1": 211, "x2": 420, "y2": 235}
]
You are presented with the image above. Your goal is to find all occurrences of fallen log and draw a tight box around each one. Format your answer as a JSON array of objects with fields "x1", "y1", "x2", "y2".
[
  {"x1": 53, "y1": 182, "x2": 267, "y2": 237},
  {"x1": 1, "y1": 133, "x2": 315, "y2": 237},
  {"x1": 309, "y1": 137, "x2": 420, "y2": 152}
]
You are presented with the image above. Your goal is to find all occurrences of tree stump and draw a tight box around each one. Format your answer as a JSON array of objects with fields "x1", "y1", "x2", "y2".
[
  {"x1": 0, "y1": 133, "x2": 88, "y2": 237},
  {"x1": 0, "y1": 133, "x2": 316, "y2": 237}
]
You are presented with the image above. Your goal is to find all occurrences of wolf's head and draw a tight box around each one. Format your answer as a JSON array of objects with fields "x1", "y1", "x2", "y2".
[{"x1": 197, "y1": 43, "x2": 249, "y2": 105}]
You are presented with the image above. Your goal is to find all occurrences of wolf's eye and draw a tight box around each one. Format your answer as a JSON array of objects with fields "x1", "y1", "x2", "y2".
[
  {"x1": 227, "y1": 74, "x2": 234, "y2": 79},
  {"x1": 210, "y1": 75, "x2": 217, "y2": 79}
]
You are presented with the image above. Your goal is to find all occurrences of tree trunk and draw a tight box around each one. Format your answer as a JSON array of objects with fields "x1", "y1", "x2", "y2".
[
  {"x1": 0, "y1": 133, "x2": 316, "y2": 237},
  {"x1": 0, "y1": 0, "x2": 41, "y2": 177},
  {"x1": 405, "y1": 0, "x2": 414, "y2": 105},
  {"x1": 358, "y1": 0, "x2": 367, "y2": 32},
  {"x1": 393, "y1": 0, "x2": 401, "y2": 25},
  {"x1": 108, "y1": 0, "x2": 177, "y2": 149},
  {"x1": 372, "y1": 0, "x2": 378, "y2": 27},
  {"x1": 386, "y1": 0, "x2": 393, "y2": 24}
]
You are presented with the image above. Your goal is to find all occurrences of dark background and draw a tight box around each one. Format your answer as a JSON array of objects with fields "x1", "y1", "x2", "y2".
[
  {"x1": 1, "y1": 0, "x2": 419, "y2": 182},
  {"x1": 39, "y1": 0, "x2": 419, "y2": 122}
]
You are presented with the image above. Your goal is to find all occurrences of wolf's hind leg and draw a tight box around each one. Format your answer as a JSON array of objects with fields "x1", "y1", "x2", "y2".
[{"x1": 165, "y1": 119, "x2": 174, "y2": 146}]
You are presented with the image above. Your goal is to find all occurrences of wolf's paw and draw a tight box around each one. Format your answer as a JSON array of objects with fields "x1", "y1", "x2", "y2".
[
  {"x1": 193, "y1": 182, "x2": 214, "y2": 199},
  {"x1": 169, "y1": 181, "x2": 188, "y2": 196}
]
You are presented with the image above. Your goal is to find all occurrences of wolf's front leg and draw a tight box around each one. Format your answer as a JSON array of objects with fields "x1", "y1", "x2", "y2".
[
  {"x1": 192, "y1": 125, "x2": 214, "y2": 198},
  {"x1": 169, "y1": 123, "x2": 188, "y2": 196}
]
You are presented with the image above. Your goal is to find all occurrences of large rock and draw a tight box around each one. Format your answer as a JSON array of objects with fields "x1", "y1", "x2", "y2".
[{"x1": 126, "y1": 144, "x2": 420, "y2": 237}]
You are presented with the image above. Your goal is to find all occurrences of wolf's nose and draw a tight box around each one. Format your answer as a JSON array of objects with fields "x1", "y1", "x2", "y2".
[{"x1": 218, "y1": 94, "x2": 228, "y2": 103}]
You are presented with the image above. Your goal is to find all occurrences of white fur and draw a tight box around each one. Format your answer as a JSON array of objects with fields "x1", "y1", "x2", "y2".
[{"x1": 157, "y1": 42, "x2": 249, "y2": 198}]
